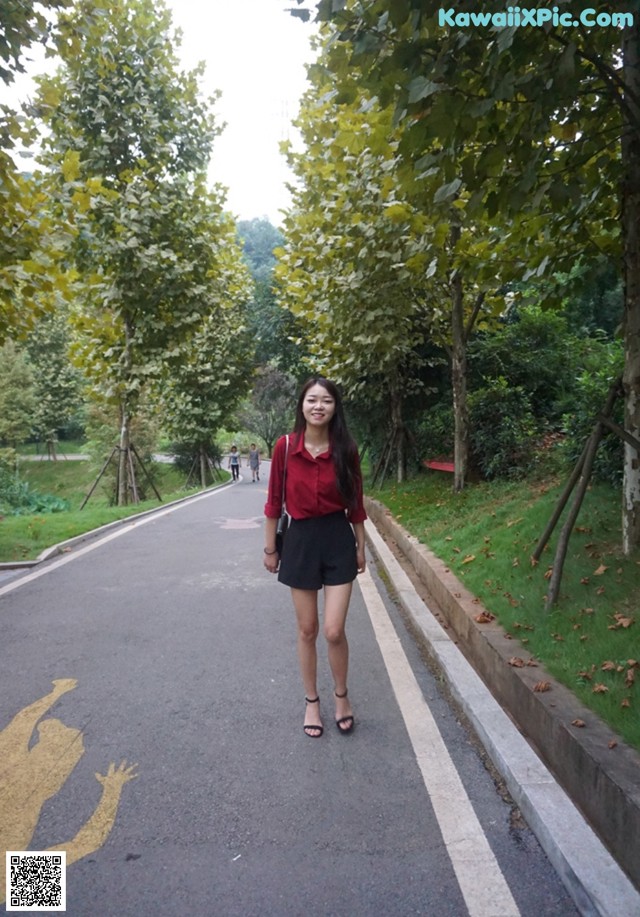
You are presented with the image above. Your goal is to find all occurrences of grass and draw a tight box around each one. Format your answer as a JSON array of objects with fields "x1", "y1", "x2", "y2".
[
  {"x1": 374, "y1": 469, "x2": 640, "y2": 752},
  {"x1": 17, "y1": 440, "x2": 87, "y2": 456},
  {"x1": 0, "y1": 459, "x2": 229, "y2": 562}
]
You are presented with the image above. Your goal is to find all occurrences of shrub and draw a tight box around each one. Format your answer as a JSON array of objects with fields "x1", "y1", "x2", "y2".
[
  {"x1": 0, "y1": 468, "x2": 69, "y2": 515},
  {"x1": 468, "y1": 306, "x2": 582, "y2": 423},
  {"x1": 411, "y1": 400, "x2": 455, "y2": 466},
  {"x1": 469, "y1": 378, "x2": 538, "y2": 479},
  {"x1": 561, "y1": 338, "x2": 624, "y2": 485}
]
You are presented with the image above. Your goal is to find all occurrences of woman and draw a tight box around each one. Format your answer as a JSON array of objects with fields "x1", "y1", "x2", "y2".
[
  {"x1": 248, "y1": 443, "x2": 261, "y2": 482},
  {"x1": 228, "y1": 445, "x2": 240, "y2": 481},
  {"x1": 263, "y1": 377, "x2": 367, "y2": 738}
]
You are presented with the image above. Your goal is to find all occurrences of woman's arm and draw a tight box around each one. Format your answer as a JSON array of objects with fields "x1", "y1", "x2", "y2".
[
  {"x1": 263, "y1": 517, "x2": 280, "y2": 573},
  {"x1": 352, "y1": 522, "x2": 366, "y2": 574}
]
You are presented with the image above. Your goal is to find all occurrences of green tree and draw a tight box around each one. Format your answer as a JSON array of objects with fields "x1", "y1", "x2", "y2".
[
  {"x1": 237, "y1": 218, "x2": 282, "y2": 284},
  {"x1": 159, "y1": 219, "x2": 255, "y2": 488},
  {"x1": 237, "y1": 219, "x2": 307, "y2": 374},
  {"x1": 1, "y1": 0, "x2": 77, "y2": 342},
  {"x1": 0, "y1": 340, "x2": 37, "y2": 448},
  {"x1": 298, "y1": 0, "x2": 640, "y2": 548},
  {"x1": 25, "y1": 304, "x2": 83, "y2": 458},
  {"x1": 37, "y1": 0, "x2": 231, "y2": 504},
  {"x1": 276, "y1": 84, "x2": 441, "y2": 481},
  {"x1": 238, "y1": 365, "x2": 298, "y2": 456}
]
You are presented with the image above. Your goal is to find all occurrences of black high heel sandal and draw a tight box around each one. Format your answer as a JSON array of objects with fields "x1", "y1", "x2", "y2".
[
  {"x1": 334, "y1": 689, "x2": 355, "y2": 734},
  {"x1": 304, "y1": 696, "x2": 323, "y2": 738}
]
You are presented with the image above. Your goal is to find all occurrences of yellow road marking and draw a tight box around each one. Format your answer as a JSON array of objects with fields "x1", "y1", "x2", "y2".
[{"x1": 0, "y1": 679, "x2": 137, "y2": 904}]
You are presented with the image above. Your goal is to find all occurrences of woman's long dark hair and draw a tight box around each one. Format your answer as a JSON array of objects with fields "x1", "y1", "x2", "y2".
[{"x1": 293, "y1": 377, "x2": 359, "y2": 511}]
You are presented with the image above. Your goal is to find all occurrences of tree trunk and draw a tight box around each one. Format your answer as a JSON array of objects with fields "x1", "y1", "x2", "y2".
[
  {"x1": 199, "y1": 444, "x2": 209, "y2": 489},
  {"x1": 390, "y1": 386, "x2": 405, "y2": 483},
  {"x1": 450, "y1": 224, "x2": 468, "y2": 493},
  {"x1": 622, "y1": 22, "x2": 640, "y2": 554},
  {"x1": 117, "y1": 402, "x2": 130, "y2": 506}
]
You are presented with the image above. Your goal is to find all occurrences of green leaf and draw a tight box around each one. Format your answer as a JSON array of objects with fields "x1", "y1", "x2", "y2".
[
  {"x1": 434, "y1": 178, "x2": 462, "y2": 203},
  {"x1": 408, "y1": 77, "x2": 441, "y2": 103}
]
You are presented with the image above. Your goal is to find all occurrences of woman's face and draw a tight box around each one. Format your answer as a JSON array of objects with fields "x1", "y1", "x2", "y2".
[{"x1": 302, "y1": 383, "x2": 336, "y2": 430}]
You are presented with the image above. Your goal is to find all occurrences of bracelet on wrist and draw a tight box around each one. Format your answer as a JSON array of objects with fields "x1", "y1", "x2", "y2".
[{"x1": 263, "y1": 547, "x2": 278, "y2": 555}]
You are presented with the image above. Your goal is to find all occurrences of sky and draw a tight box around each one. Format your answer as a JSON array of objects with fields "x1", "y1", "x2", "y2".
[
  {"x1": 164, "y1": 0, "x2": 318, "y2": 224},
  {"x1": 9, "y1": 0, "x2": 318, "y2": 226}
]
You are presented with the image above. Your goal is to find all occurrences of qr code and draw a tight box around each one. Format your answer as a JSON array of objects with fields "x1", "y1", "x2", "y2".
[{"x1": 6, "y1": 852, "x2": 67, "y2": 912}]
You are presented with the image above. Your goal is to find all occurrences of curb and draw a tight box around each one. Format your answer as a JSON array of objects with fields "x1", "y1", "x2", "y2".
[{"x1": 365, "y1": 497, "x2": 640, "y2": 914}]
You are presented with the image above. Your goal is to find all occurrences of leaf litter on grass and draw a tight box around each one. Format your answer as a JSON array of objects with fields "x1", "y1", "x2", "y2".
[{"x1": 376, "y1": 472, "x2": 640, "y2": 750}]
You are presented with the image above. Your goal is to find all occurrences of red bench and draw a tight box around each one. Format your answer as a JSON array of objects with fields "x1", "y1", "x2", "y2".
[{"x1": 423, "y1": 458, "x2": 455, "y2": 473}]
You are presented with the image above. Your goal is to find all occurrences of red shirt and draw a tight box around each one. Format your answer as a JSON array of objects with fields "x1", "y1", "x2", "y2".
[{"x1": 264, "y1": 433, "x2": 367, "y2": 524}]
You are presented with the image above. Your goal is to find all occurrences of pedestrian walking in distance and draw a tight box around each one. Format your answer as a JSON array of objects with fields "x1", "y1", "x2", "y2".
[
  {"x1": 263, "y1": 377, "x2": 367, "y2": 738},
  {"x1": 228, "y1": 445, "x2": 240, "y2": 481},
  {"x1": 248, "y1": 443, "x2": 261, "y2": 482}
]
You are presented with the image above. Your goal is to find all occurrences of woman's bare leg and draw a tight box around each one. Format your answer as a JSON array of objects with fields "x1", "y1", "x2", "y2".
[
  {"x1": 290, "y1": 588, "x2": 322, "y2": 735},
  {"x1": 323, "y1": 583, "x2": 354, "y2": 728}
]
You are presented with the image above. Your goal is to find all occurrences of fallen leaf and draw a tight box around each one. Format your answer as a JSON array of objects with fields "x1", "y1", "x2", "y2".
[
  {"x1": 611, "y1": 614, "x2": 635, "y2": 629},
  {"x1": 572, "y1": 719, "x2": 586, "y2": 728},
  {"x1": 601, "y1": 661, "x2": 616, "y2": 671},
  {"x1": 608, "y1": 740, "x2": 618, "y2": 749},
  {"x1": 507, "y1": 518, "x2": 523, "y2": 528},
  {"x1": 533, "y1": 681, "x2": 551, "y2": 693},
  {"x1": 625, "y1": 669, "x2": 636, "y2": 688},
  {"x1": 462, "y1": 554, "x2": 476, "y2": 564},
  {"x1": 474, "y1": 612, "x2": 495, "y2": 624},
  {"x1": 509, "y1": 657, "x2": 525, "y2": 668},
  {"x1": 596, "y1": 586, "x2": 606, "y2": 595},
  {"x1": 580, "y1": 577, "x2": 590, "y2": 585},
  {"x1": 593, "y1": 564, "x2": 608, "y2": 576},
  {"x1": 526, "y1": 659, "x2": 539, "y2": 667},
  {"x1": 621, "y1": 698, "x2": 631, "y2": 708},
  {"x1": 544, "y1": 568, "x2": 553, "y2": 580},
  {"x1": 593, "y1": 683, "x2": 609, "y2": 694}
]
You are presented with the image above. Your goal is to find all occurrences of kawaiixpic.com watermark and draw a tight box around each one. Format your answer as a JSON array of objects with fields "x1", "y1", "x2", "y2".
[{"x1": 438, "y1": 7, "x2": 635, "y2": 28}]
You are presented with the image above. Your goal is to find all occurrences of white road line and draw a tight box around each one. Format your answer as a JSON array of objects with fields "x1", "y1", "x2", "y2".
[
  {"x1": 0, "y1": 485, "x2": 235, "y2": 599},
  {"x1": 358, "y1": 566, "x2": 520, "y2": 917}
]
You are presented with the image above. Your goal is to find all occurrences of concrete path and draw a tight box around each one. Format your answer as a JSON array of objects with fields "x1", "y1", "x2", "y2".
[{"x1": 0, "y1": 467, "x2": 617, "y2": 915}]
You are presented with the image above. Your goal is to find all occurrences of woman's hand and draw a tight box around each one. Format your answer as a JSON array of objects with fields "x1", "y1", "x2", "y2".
[
  {"x1": 356, "y1": 546, "x2": 366, "y2": 574},
  {"x1": 263, "y1": 550, "x2": 280, "y2": 574}
]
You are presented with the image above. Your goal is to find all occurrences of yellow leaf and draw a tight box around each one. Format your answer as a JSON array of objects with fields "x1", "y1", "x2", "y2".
[{"x1": 62, "y1": 150, "x2": 81, "y2": 183}]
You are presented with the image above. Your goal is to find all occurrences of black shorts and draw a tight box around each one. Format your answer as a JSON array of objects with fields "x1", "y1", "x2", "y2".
[{"x1": 278, "y1": 511, "x2": 357, "y2": 591}]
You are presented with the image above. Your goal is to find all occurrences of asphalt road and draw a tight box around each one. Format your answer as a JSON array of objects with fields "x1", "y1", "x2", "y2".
[{"x1": 0, "y1": 468, "x2": 580, "y2": 916}]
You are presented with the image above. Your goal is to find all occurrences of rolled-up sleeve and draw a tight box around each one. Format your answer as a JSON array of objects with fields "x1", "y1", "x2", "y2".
[{"x1": 264, "y1": 435, "x2": 286, "y2": 519}]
